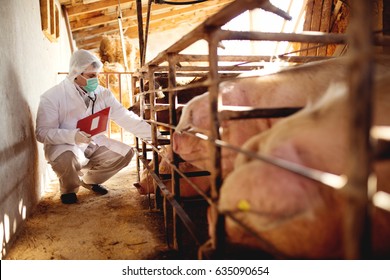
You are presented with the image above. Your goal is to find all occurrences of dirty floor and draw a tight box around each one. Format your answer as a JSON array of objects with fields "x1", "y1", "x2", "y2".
[{"x1": 4, "y1": 160, "x2": 179, "y2": 260}]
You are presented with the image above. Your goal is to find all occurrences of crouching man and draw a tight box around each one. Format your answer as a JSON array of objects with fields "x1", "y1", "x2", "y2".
[{"x1": 36, "y1": 49, "x2": 155, "y2": 204}]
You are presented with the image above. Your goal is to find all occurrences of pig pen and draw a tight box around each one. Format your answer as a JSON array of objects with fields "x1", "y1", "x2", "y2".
[{"x1": 132, "y1": 0, "x2": 390, "y2": 260}]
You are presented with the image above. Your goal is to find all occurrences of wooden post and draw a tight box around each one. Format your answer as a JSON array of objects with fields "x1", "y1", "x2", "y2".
[
  {"x1": 148, "y1": 67, "x2": 158, "y2": 178},
  {"x1": 61, "y1": 5, "x2": 75, "y2": 53},
  {"x1": 318, "y1": 0, "x2": 332, "y2": 56},
  {"x1": 136, "y1": 0, "x2": 145, "y2": 67},
  {"x1": 307, "y1": 0, "x2": 323, "y2": 56},
  {"x1": 343, "y1": 0, "x2": 374, "y2": 259},
  {"x1": 207, "y1": 30, "x2": 225, "y2": 258},
  {"x1": 168, "y1": 53, "x2": 181, "y2": 251},
  {"x1": 132, "y1": 75, "x2": 141, "y2": 183},
  {"x1": 373, "y1": 0, "x2": 384, "y2": 54},
  {"x1": 384, "y1": 0, "x2": 390, "y2": 54},
  {"x1": 302, "y1": 0, "x2": 315, "y2": 56}
]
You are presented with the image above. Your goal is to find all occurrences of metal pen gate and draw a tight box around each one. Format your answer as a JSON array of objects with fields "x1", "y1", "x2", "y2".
[{"x1": 133, "y1": 0, "x2": 390, "y2": 259}]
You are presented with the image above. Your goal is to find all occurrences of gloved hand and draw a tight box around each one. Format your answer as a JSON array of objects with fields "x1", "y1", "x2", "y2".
[{"x1": 75, "y1": 131, "x2": 91, "y2": 144}]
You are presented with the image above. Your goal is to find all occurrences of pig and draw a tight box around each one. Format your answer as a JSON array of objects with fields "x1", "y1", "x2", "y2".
[
  {"x1": 216, "y1": 76, "x2": 390, "y2": 259},
  {"x1": 173, "y1": 56, "x2": 390, "y2": 178},
  {"x1": 129, "y1": 75, "x2": 208, "y2": 131},
  {"x1": 134, "y1": 146, "x2": 210, "y2": 198}
]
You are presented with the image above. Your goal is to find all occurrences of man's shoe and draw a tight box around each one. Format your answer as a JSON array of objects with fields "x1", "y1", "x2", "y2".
[
  {"x1": 91, "y1": 184, "x2": 108, "y2": 195},
  {"x1": 61, "y1": 193, "x2": 78, "y2": 204}
]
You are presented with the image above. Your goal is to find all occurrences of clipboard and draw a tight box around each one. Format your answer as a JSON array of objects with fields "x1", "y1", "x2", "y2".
[{"x1": 76, "y1": 107, "x2": 111, "y2": 136}]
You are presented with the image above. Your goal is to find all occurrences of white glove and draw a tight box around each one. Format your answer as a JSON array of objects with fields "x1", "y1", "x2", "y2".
[{"x1": 75, "y1": 131, "x2": 91, "y2": 144}]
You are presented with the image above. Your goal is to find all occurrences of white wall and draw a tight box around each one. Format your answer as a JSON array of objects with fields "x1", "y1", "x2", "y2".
[{"x1": 0, "y1": 0, "x2": 72, "y2": 259}]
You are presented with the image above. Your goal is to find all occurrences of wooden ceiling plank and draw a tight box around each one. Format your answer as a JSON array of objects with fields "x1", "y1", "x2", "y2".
[
  {"x1": 72, "y1": 0, "x2": 244, "y2": 51},
  {"x1": 66, "y1": 0, "x2": 133, "y2": 16},
  {"x1": 71, "y1": 0, "x2": 233, "y2": 38},
  {"x1": 58, "y1": 0, "x2": 82, "y2": 5},
  {"x1": 148, "y1": 0, "x2": 233, "y2": 22},
  {"x1": 77, "y1": 35, "x2": 103, "y2": 46},
  {"x1": 143, "y1": 0, "x2": 232, "y2": 16},
  {"x1": 73, "y1": 18, "x2": 137, "y2": 40},
  {"x1": 76, "y1": 9, "x2": 217, "y2": 49},
  {"x1": 72, "y1": 23, "x2": 122, "y2": 41},
  {"x1": 74, "y1": 4, "x2": 224, "y2": 42},
  {"x1": 70, "y1": 8, "x2": 136, "y2": 31},
  {"x1": 77, "y1": 11, "x2": 219, "y2": 49},
  {"x1": 126, "y1": 6, "x2": 225, "y2": 37},
  {"x1": 73, "y1": 24, "x2": 121, "y2": 39},
  {"x1": 70, "y1": 0, "x2": 232, "y2": 30}
]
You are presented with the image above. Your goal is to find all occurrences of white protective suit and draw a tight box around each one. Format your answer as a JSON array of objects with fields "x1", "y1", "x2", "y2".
[{"x1": 36, "y1": 50, "x2": 152, "y2": 164}]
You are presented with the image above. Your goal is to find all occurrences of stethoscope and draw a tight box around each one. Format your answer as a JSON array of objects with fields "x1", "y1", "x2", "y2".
[
  {"x1": 74, "y1": 82, "x2": 97, "y2": 114},
  {"x1": 87, "y1": 93, "x2": 97, "y2": 114}
]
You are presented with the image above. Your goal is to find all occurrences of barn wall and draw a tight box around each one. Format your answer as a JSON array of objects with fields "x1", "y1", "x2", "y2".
[{"x1": 0, "y1": 0, "x2": 72, "y2": 259}]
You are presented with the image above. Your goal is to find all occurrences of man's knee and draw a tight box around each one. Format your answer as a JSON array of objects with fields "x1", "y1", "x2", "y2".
[
  {"x1": 124, "y1": 148, "x2": 134, "y2": 162},
  {"x1": 54, "y1": 151, "x2": 78, "y2": 164},
  {"x1": 50, "y1": 151, "x2": 81, "y2": 173},
  {"x1": 119, "y1": 148, "x2": 134, "y2": 168}
]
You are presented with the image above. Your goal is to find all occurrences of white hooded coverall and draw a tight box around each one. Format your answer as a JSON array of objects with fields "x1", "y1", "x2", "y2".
[{"x1": 35, "y1": 50, "x2": 152, "y2": 194}]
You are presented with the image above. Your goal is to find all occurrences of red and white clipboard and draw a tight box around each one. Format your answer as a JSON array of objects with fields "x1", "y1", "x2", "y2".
[{"x1": 76, "y1": 107, "x2": 111, "y2": 136}]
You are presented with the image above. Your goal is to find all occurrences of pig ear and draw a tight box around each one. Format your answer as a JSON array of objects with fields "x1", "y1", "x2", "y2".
[{"x1": 175, "y1": 108, "x2": 195, "y2": 133}]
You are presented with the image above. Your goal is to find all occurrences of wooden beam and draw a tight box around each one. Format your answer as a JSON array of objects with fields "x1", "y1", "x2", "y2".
[
  {"x1": 66, "y1": 0, "x2": 134, "y2": 16},
  {"x1": 82, "y1": 45, "x2": 100, "y2": 52},
  {"x1": 72, "y1": 18, "x2": 137, "y2": 39},
  {"x1": 319, "y1": 0, "x2": 332, "y2": 56},
  {"x1": 308, "y1": 0, "x2": 324, "y2": 56},
  {"x1": 125, "y1": 4, "x2": 229, "y2": 37},
  {"x1": 70, "y1": 8, "x2": 136, "y2": 31},
  {"x1": 76, "y1": 35, "x2": 103, "y2": 47},
  {"x1": 149, "y1": 0, "x2": 232, "y2": 24},
  {"x1": 70, "y1": 0, "x2": 232, "y2": 31},
  {"x1": 62, "y1": 5, "x2": 75, "y2": 52},
  {"x1": 73, "y1": 24, "x2": 121, "y2": 40},
  {"x1": 74, "y1": 2, "x2": 228, "y2": 47},
  {"x1": 40, "y1": 0, "x2": 49, "y2": 33},
  {"x1": 58, "y1": 0, "x2": 81, "y2": 5},
  {"x1": 143, "y1": 0, "x2": 289, "y2": 68},
  {"x1": 77, "y1": 5, "x2": 228, "y2": 48},
  {"x1": 301, "y1": 0, "x2": 314, "y2": 56},
  {"x1": 76, "y1": 10, "x2": 214, "y2": 49}
]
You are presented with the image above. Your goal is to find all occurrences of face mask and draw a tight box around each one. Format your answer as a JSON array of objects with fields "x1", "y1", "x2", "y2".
[{"x1": 82, "y1": 77, "x2": 99, "y2": 93}]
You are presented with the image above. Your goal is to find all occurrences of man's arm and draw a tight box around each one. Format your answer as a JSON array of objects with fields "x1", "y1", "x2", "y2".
[{"x1": 35, "y1": 96, "x2": 78, "y2": 145}]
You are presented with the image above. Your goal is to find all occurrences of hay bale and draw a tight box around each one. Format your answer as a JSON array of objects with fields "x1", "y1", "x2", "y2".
[{"x1": 99, "y1": 34, "x2": 140, "y2": 71}]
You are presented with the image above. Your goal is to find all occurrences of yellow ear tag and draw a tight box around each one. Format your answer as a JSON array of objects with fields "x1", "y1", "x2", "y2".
[{"x1": 237, "y1": 199, "x2": 251, "y2": 211}]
